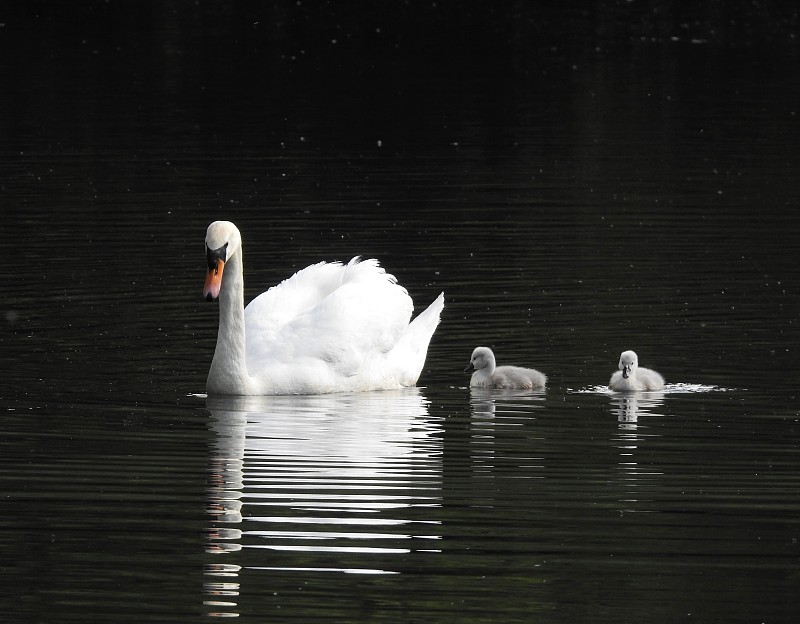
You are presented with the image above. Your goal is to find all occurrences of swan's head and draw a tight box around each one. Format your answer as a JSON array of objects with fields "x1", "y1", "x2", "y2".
[
  {"x1": 464, "y1": 346, "x2": 496, "y2": 374},
  {"x1": 203, "y1": 221, "x2": 242, "y2": 302},
  {"x1": 618, "y1": 350, "x2": 639, "y2": 379}
]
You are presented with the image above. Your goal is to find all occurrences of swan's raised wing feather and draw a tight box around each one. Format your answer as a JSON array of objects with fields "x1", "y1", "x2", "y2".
[
  {"x1": 244, "y1": 258, "x2": 413, "y2": 378},
  {"x1": 244, "y1": 261, "x2": 350, "y2": 338}
]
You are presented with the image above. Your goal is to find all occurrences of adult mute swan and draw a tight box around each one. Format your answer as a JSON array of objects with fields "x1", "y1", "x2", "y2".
[
  {"x1": 609, "y1": 350, "x2": 664, "y2": 391},
  {"x1": 202, "y1": 221, "x2": 444, "y2": 395},
  {"x1": 464, "y1": 346, "x2": 547, "y2": 390}
]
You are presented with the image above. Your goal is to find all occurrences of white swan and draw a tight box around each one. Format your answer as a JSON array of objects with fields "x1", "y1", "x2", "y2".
[
  {"x1": 202, "y1": 221, "x2": 444, "y2": 395},
  {"x1": 609, "y1": 350, "x2": 664, "y2": 391},
  {"x1": 464, "y1": 346, "x2": 547, "y2": 390}
]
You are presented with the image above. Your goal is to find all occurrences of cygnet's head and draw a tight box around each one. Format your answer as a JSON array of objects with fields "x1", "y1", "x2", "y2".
[
  {"x1": 465, "y1": 346, "x2": 496, "y2": 374},
  {"x1": 618, "y1": 350, "x2": 639, "y2": 379}
]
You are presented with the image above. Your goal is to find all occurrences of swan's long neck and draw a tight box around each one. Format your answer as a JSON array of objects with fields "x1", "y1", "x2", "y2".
[{"x1": 207, "y1": 248, "x2": 252, "y2": 394}]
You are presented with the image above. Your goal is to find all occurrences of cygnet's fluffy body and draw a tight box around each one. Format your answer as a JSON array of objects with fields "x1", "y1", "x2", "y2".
[
  {"x1": 609, "y1": 350, "x2": 664, "y2": 391},
  {"x1": 464, "y1": 347, "x2": 546, "y2": 390}
]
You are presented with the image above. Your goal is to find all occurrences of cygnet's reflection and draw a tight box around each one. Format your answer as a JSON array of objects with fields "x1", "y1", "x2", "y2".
[
  {"x1": 469, "y1": 387, "x2": 547, "y2": 418},
  {"x1": 467, "y1": 388, "x2": 546, "y2": 483},
  {"x1": 610, "y1": 391, "x2": 665, "y2": 429},
  {"x1": 204, "y1": 389, "x2": 443, "y2": 618},
  {"x1": 608, "y1": 391, "x2": 665, "y2": 515}
]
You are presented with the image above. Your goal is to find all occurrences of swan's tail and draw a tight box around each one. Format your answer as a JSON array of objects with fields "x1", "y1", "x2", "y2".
[
  {"x1": 390, "y1": 292, "x2": 444, "y2": 385},
  {"x1": 410, "y1": 292, "x2": 445, "y2": 339}
]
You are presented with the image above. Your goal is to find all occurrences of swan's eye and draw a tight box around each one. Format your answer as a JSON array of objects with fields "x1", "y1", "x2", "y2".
[{"x1": 206, "y1": 243, "x2": 228, "y2": 271}]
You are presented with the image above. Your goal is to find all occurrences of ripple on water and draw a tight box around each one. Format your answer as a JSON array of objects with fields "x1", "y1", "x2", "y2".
[{"x1": 571, "y1": 383, "x2": 737, "y2": 394}]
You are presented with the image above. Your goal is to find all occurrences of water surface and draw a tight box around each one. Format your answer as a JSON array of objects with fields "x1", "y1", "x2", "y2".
[{"x1": 2, "y1": 3, "x2": 799, "y2": 623}]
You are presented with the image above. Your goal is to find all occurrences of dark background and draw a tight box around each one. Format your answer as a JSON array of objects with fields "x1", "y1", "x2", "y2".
[{"x1": 3, "y1": 1, "x2": 799, "y2": 153}]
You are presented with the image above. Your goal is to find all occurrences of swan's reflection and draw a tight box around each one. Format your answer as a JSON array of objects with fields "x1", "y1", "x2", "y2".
[
  {"x1": 204, "y1": 389, "x2": 443, "y2": 618},
  {"x1": 608, "y1": 392, "x2": 665, "y2": 514}
]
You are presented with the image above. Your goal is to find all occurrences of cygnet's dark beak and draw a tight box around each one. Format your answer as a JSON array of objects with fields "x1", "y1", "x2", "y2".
[
  {"x1": 622, "y1": 366, "x2": 631, "y2": 379},
  {"x1": 464, "y1": 362, "x2": 476, "y2": 374}
]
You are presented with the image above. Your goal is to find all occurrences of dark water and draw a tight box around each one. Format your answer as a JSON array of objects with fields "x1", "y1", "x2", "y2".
[{"x1": 2, "y1": 3, "x2": 800, "y2": 622}]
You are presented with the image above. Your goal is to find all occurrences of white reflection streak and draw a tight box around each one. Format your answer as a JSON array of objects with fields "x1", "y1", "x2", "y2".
[
  {"x1": 204, "y1": 389, "x2": 442, "y2": 617},
  {"x1": 254, "y1": 544, "x2": 411, "y2": 553},
  {"x1": 251, "y1": 566, "x2": 400, "y2": 575},
  {"x1": 247, "y1": 516, "x2": 439, "y2": 526},
  {"x1": 608, "y1": 391, "x2": 665, "y2": 513},
  {"x1": 205, "y1": 400, "x2": 246, "y2": 618}
]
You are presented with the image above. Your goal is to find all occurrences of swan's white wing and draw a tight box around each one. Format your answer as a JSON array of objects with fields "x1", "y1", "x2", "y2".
[
  {"x1": 268, "y1": 282, "x2": 410, "y2": 360},
  {"x1": 243, "y1": 259, "x2": 414, "y2": 387},
  {"x1": 244, "y1": 261, "x2": 350, "y2": 340}
]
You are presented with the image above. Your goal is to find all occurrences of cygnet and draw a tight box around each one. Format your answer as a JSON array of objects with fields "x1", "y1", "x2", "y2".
[
  {"x1": 464, "y1": 346, "x2": 547, "y2": 390},
  {"x1": 609, "y1": 350, "x2": 664, "y2": 391}
]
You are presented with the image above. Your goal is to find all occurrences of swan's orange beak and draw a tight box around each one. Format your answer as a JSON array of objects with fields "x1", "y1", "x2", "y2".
[{"x1": 204, "y1": 259, "x2": 225, "y2": 302}]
